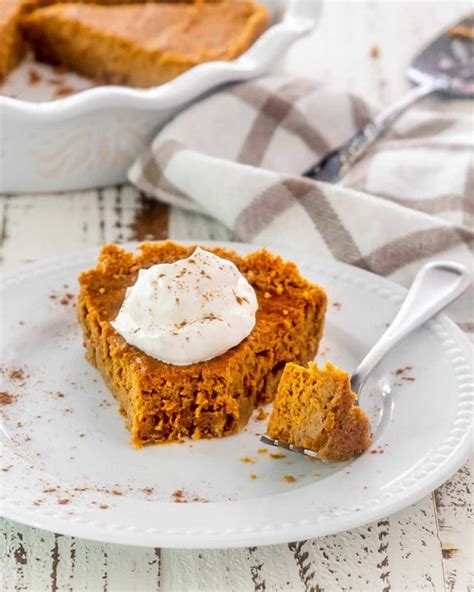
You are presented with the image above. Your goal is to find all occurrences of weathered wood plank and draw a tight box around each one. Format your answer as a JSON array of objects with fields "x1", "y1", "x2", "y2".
[
  {"x1": 168, "y1": 207, "x2": 234, "y2": 243},
  {"x1": 389, "y1": 495, "x2": 445, "y2": 591},
  {"x1": 434, "y1": 460, "x2": 474, "y2": 592},
  {"x1": 161, "y1": 547, "x2": 256, "y2": 592},
  {"x1": 0, "y1": 187, "x2": 171, "y2": 271},
  {"x1": 0, "y1": 519, "x2": 162, "y2": 592}
]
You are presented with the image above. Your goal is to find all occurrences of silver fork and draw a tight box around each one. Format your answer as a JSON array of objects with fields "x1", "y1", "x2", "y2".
[
  {"x1": 261, "y1": 261, "x2": 471, "y2": 459},
  {"x1": 304, "y1": 15, "x2": 474, "y2": 183}
]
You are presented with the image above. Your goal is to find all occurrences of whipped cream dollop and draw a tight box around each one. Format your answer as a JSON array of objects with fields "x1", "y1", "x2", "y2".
[{"x1": 111, "y1": 248, "x2": 258, "y2": 365}]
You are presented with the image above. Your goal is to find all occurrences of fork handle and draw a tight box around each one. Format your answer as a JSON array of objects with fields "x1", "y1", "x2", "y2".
[
  {"x1": 304, "y1": 81, "x2": 440, "y2": 183},
  {"x1": 350, "y1": 261, "x2": 471, "y2": 393}
]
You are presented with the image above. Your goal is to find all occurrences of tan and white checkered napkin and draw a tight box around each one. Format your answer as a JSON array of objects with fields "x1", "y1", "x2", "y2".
[{"x1": 129, "y1": 76, "x2": 473, "y2": 333}]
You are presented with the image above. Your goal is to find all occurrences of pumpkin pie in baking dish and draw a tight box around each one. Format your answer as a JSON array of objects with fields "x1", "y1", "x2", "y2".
[
  {"x1": 0, "y1": 0, "x2": 223, "y2": 80},
  {"x1": 20, "y1": 1, "x2": 270, "y2": 87},
  {"x1": 77, "y1": 241, "x2": 327, "y2": 447}
]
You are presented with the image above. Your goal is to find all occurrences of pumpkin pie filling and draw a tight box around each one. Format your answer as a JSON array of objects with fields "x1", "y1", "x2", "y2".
[
  {"x1": 267, "y1": 361, "x2": 372, "y2": 461},
  {"x1": 77, "y1": 241, "x2": 327, "y2": 446},
  {"x1": 0, "y1": 0, "x2": 28, "y2": 80},
  {"x1": 20, "y1": 1, "x2": 270, "y2": 87}
]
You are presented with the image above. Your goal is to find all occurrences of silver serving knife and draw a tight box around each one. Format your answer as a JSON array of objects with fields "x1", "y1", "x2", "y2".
[{"x1": 304, "y1": 15, "x2": 474, "y2": 183}]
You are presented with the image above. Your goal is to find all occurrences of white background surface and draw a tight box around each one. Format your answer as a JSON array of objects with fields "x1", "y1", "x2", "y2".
[{"x1": 1, "y1": 1, "x2": 473, "y2": 590}]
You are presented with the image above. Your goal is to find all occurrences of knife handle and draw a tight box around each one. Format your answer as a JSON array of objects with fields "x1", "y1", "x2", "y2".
[{"x1": 303, "y1": 81, "x2": 439, "y2": 184}]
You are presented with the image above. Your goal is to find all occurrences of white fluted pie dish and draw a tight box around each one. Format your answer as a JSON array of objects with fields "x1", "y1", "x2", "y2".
[{"x1": 0, "y1": 0, "x2": 320, "y2": 193}]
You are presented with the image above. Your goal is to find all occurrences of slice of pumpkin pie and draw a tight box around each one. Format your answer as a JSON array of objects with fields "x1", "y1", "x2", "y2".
[
  {"x1": 267, "y1": 362, "x2": 372, "y2": 461},
  {"x1": 77, "y1": 241, "x2": 327, "y2": 447},
  {"x1": 20, "y1": 1, "x2": 269, "y2": 87}
]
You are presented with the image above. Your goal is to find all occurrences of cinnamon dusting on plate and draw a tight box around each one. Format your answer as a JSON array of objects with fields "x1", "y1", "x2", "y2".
[
  {"x1": 0, "y1": 392, "x2": 16, "y2": 405},
  {"x1": 369, "y1": 44, "x2": 380, "y2": 59},
  {"x1": 171, "y1": 489, "x2": 185, "y2": 503},
  {"x1": 28, "y1": 68, "x2": 41, "y2": 85},
  {"x1": 8, "y1": 367, "x2": 28, "y2": 382}
]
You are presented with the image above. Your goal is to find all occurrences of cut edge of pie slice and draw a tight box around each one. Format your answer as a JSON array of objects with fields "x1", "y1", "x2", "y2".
[
  {"x1": 20, "y1": 1, "x2": 270, "y2": 87},
  {"x1": 77, "y1": 241, "x2": 327, "y2": 447},
  {"x1": 267, "y1": 361, "x2": 372, "y2": 462}
]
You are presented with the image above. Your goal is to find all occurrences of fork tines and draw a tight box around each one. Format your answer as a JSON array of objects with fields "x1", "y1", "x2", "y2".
[{"x1": 260, "y1": 435, "x2": 320, "y2": 459}]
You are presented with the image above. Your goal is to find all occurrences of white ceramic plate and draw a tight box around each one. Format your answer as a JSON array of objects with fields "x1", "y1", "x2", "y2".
[
  {"x1": 0, "y1": 0, "x2": 320, "y2": 193},
  {"x1": 1, "y1": 242, "x2": 472, "y2": 548}
]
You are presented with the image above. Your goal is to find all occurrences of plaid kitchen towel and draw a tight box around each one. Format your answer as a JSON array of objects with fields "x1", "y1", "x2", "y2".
[{"x1": 129, "y1": 76, "x2": 473, "y2": 333}]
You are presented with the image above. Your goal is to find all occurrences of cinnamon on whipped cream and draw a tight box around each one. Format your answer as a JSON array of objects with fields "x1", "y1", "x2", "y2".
[{"x1": 111, "y1": 248, "x2": 258, "y2": 365}]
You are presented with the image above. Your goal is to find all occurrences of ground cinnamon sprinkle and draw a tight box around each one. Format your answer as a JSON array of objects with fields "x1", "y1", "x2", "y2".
[
  {"x1": 370, "y1": 44, "x2": 380, "y2": 59},
  {"x1": 171, "y1": 489, "x2": 186, "y2": 503},
  {"x1": 240, "y1": 457, "x2": 255, "y2": 464},
  {"x1": 57, "y1": 499, "x2": 70, "y2": 505},
  {"x1": 8, "y1": 368, "x2": 28, "y2": 382},
  {"x1": 43, "y1": 488, "x2": 57, "y2": 493},
  {"x1": 392, "y1": 366, "x2": 415, "y2": 383},
  {"x1": 59, "y1": 292, "x2": 75, "y2": 306},
  {"x1": 28, "y1": 68, "x2": 41, "y2": 85},
  {"x1": 54, "y1": 85, "x2": 74, "y2": 98},
  {"x1": 370, "y1": 447, "x2": 384, "y2": 455},
  {"x1": 235, "y1": 295, "x2": 248, "y2": 305},
  {"x1": 49, "y1": 391, "x2": 65, "y2": 399},
  {"x1": 270, "y1": 453, "x2": 286, "y2": 459},
  {"x1": 0, "y1": 392, "x2": 16, "y2": 405},
  {"x1": 99, "y1": 504, "x2": 109, "y2": 510},
  {"x1": 394, "y1": 366, "x2": 412, "y2": 376},
  {"x1": 283, "y1": 475, "x2": 296, "y2": 483},
  {"x1": 255, "y1": 408, "x2": 268, "y2": 421},
  {"x1": 191, "y1": 495, "x2": 209, "y2": 503},
  {"x1": 332, "y1": 302, "x2": 342, "y2": 310},
  {"x1": 47, "y1": 76, "x2": 65, "y2": 86}
]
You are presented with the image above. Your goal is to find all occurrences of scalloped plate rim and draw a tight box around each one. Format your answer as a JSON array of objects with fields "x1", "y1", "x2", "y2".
[{"x1": 0, "y1": 241, "x2": 472, "y2": 548}]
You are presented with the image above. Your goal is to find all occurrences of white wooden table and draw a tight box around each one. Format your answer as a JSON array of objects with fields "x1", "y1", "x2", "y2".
[{"x1": 1, "y1": 2, "x2": 473, "y2": 590}]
